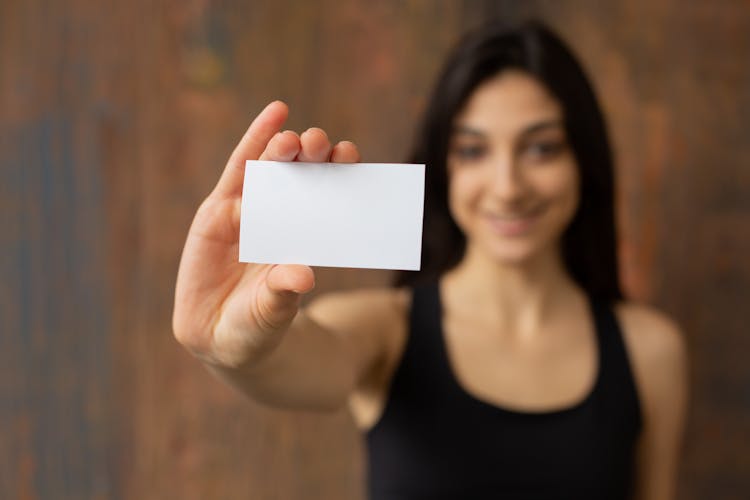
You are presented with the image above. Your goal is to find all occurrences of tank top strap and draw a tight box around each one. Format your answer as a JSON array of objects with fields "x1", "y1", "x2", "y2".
[
  {"x1": 409, "y1": 282, "x2": 442, "y2": 340},
  {"x1": 588, "y1": 297, "x2": 643, "y2": 431},
  {"x1": 399, "y1": 283, "x2": 458, "y2": 401}
]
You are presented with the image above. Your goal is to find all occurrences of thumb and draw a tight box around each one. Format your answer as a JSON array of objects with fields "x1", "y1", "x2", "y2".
[
  {"x1": 257, "y1": 264, "x2": 315, "y2": 330},
  {"x1": 213, "y1": 101, "x2": 289, "y2": 199},
  {"x1": 266, "y1": 264, "x2": 316, "y2": 295}
]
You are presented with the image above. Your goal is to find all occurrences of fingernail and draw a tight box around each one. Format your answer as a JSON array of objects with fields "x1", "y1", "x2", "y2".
[{"x1": 309, "y1": 127, "x2": 328, "y2": 139}]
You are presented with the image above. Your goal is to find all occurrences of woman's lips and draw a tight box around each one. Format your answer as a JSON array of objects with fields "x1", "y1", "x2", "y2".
[{"x1": 482, "y1": 209, "x2": 541, "y2": 237}]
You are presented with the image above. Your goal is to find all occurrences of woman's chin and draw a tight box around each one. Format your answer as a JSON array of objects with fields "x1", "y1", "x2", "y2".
[{"x1": 474, "y1": 237, "x2": 548, "y2": 266}]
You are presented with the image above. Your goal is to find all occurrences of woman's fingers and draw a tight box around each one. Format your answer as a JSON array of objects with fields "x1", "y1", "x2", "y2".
[
  {"x1": 213, "y1": 101, "x2": 289, "y2": 198},
  {"x1": 259, "y1": 130, "x2": 301, "y2": 161},
  {"x1": 297, "y1": 128, "x2": 332, "y2": 162},
  {"x1": 210, "y1": 100, "x2": 359, "y2": 200},
  {"x1": 330, "y1": 140, "x2": 361, "y2": 163},
  {"x1": 260, "y1": 132, "x2": 360, "y2": 163}
]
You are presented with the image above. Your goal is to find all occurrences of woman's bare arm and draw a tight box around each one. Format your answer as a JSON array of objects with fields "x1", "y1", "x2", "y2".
[
  {"x1": 618, "y1": 303, "x2": 689, "y2": 500},
  {"x1": 211, "y1": 288, "x2": 404, "y2": 411}
]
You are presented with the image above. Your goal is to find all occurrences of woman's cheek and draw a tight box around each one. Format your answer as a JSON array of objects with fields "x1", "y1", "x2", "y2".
[
  {"x1": 543, "y1": 163, "x2": 580, "y2": 234},
  {"x1": 447, "y1": 172, "x2": 479, "y2": 232}
]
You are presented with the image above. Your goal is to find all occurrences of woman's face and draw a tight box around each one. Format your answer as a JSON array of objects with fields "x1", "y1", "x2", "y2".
[{"x1": 447, "y1": 70, "x2": 579, "y2": 265}]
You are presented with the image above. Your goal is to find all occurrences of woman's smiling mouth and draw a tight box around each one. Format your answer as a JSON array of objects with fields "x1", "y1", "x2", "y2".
[{"x1": 482, "y1": 207, "x2": 544, "y2": 237}]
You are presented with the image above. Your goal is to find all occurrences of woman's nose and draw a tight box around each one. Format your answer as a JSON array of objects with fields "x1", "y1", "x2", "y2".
[{"x1": 488, "y1": 154, "x2": 526, "y2": 202}]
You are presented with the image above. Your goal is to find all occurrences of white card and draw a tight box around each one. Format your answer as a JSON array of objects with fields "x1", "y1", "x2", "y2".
[{"x1": 239, "y1": 161, "x2": 425, "y2": 270}]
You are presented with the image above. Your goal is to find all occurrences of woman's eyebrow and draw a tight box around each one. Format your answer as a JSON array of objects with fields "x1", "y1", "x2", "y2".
[
  {"x1": 520, "y1": 119, "x2": 564, "y2": 137},
  {"x1": 452, "y1": 125, "x2": 486, "y2": 137},
  {"x1": 453, "y1": 120, "x2": 563, "y2": 138}
]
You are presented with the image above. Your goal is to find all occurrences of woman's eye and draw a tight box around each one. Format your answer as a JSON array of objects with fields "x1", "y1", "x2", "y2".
[
  {"x1": 522, "y1": 141, "x2": 566, "y2": 161},
  {"x1": 452, "y1": 144, "x2": 486, "y2": 161}
]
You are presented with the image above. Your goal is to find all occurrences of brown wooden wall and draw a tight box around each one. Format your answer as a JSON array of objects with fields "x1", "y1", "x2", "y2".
[{"x1": 2, "y1": 1, "x2": 748, "y2": 498}]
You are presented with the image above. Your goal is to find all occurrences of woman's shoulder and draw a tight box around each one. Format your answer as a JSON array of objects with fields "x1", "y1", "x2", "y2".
[
  {"x1": 306, "y1": 286, "x2": 411, "y2": 323},
  {"x1": 305, "y1": 286, "x2": 414, "y2": 430},
  {"x1": 613, "y1": 301, "x2": 688, "y2": 418},
  {"x1": 304, "y1": 286, "x2": 413, "y2": 354},
  {"x1": 613, "y1": 301, "x2": 687, "y2": 369}
]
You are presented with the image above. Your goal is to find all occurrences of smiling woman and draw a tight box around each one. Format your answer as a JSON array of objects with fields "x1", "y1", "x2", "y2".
[
  {"x1": 173, "y1": 19, "x2": 687, "y2": 500},
  {"x1": 402, "y1": 21, "x2": 622, "y2": 300},
  {"x1": 446, "y1": 70, "x2": 580, "y2": 265}
]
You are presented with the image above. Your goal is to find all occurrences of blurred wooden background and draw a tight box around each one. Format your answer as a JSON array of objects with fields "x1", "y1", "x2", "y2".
[{"x1": 1, "y1": 0, "x2": 748, "y2": 498}]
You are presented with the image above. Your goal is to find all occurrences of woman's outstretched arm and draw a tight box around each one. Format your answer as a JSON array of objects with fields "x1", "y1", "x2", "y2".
[{"x1": 173, "y1": 101, "x2": 389, "y2": 411}]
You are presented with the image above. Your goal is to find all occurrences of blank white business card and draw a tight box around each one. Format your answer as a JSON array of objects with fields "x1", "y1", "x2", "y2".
[{"x1": 239, "y1": 161, "x2": 425, "y2": 270}]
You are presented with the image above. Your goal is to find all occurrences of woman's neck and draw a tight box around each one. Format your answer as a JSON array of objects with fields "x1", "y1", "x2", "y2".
[{"x1": 442, "y1": 242, "x2": 583, "y2": 333}]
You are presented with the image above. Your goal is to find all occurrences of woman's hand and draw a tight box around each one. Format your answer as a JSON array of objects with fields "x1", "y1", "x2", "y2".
[{"x1": 173, "y1": 101, "x2": 360, "y2": 369}]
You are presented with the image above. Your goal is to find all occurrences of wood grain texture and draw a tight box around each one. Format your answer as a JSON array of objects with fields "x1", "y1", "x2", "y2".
[{"x1": 1, "y1": 0, "x2": 748, "y2": 499}]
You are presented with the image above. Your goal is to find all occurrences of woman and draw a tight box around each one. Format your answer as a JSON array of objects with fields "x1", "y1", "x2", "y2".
[{"x1": 173, "y1": 21, "x2": 687, "y2": 499}]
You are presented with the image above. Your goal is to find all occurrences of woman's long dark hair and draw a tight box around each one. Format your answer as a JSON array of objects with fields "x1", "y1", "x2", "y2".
[{"x1": 395, "y1": 20, "x2": 623, "y2": 301}]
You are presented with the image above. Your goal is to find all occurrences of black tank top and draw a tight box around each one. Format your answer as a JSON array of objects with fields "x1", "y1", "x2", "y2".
[{"x1": 366, "y1": 283, "x2": 642, "y2": 499}]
